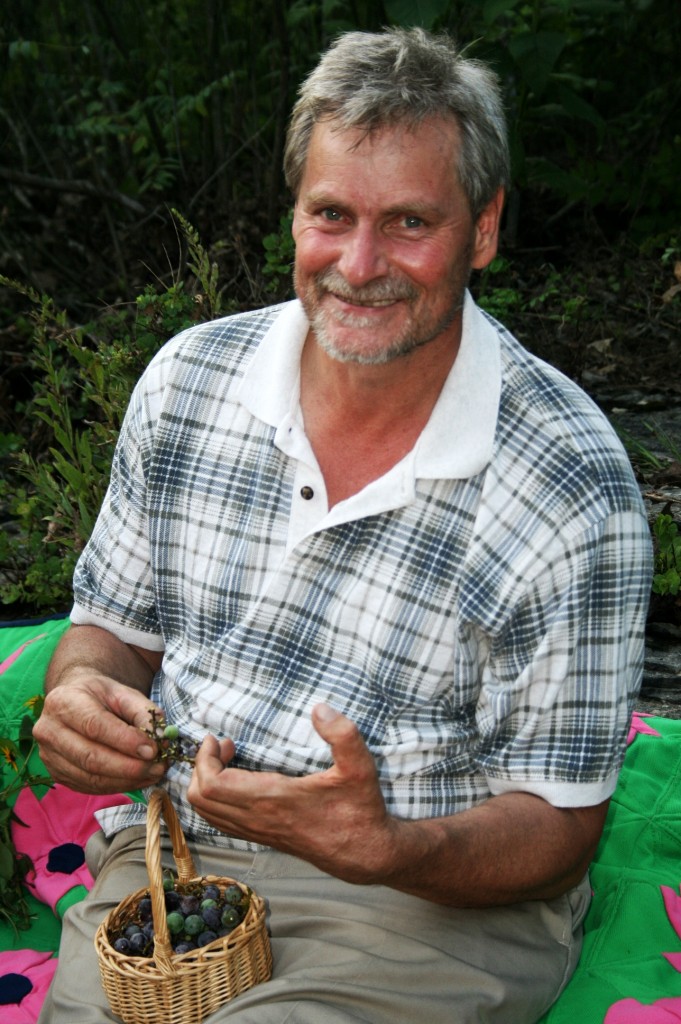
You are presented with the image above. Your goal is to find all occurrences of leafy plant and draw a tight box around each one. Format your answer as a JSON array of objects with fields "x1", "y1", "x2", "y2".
[
  {"x1": 0, "y1": 213, "x2": 221, "y2": 612},
  {"x1": 262, "y1": 209, "x2": 295, "y2": 296},
  {"x1": 0, "y1": 694, "x2": 51, "y2": 934},
  {"x1": 652, "y1": 513, "x2": 681, "y2": 598},
  {"x1": 475, "y1": 255, "x2": 524, "y2": 320}
]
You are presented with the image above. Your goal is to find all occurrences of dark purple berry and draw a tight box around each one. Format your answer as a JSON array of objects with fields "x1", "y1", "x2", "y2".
[
  {"x1": 129, "y1": 932, "x2": 148, "y2": 955},
  {"x1": 138, "y1": 897, "x2": 153, "y2": 921},
  {"x1": 201, "y1": 907, "x2": 222, "y2": 931},
  {"x1": 174, "y1": 940, "x2": 196, "y2": 954},
  {"x1": 179, "y1": 894, "x2": 200, "y2": 915},
  {"x1": 165, "y1": 890, "x2": 181, "y2": 911}
]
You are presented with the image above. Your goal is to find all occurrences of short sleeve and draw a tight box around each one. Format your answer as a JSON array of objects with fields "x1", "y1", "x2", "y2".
[
  {"x1": 70, "y1": 360, "x2": 165, "y2": 650},
  {"x1": 473, "y1": 507, "x2": 652, "y2": 806}
]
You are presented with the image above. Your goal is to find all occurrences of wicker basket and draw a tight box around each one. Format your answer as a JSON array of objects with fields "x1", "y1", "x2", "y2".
[{"x1": 94, "y1": 787, "x2": 273, "y2": 1024}]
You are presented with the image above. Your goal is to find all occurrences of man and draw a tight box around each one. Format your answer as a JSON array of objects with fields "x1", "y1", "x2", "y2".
[{"x1": 35, "y1": 27, "x2": 651, "y2": 1024}]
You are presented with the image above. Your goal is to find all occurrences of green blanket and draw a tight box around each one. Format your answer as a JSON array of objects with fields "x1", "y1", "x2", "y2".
[
  {"x1": 2, "y1": 619, "x2": 681, "y2": 1022},
  {"x1": 540, "y1": 712, "x2": 681, "y2": 1023}
]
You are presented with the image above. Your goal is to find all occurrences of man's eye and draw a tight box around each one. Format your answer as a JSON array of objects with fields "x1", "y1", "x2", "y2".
[
  {"x1": 403, "y1": 215, "x2": 424, "y2": 229},
  {"x1": 321, "y1": 208, "x2": 342, "y2": 221}
]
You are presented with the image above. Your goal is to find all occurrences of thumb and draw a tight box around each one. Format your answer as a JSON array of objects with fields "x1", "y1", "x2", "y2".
[
  {"x1": 311, "y1": 703, "x2": 375, "y2": 778},
  {"x1": 195, "y1": 734, "x2": 236, "y2": 770}
]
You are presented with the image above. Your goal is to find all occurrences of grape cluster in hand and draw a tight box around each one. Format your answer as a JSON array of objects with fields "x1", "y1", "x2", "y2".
[
  {"x1": 141, "y1": 710, "x2": 199, "y2": 767},
  {"x1": 109, "y1": 873, "x2": 252, "y2": 957}
]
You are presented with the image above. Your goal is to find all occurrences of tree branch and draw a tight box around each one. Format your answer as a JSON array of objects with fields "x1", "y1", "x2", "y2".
[{"x1": 0, "y1": 166, "x2": 145, "y2": 214}]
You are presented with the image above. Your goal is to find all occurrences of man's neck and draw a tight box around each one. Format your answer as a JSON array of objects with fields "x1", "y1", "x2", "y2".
[{"x1": 299, "y1": 328, "x2": 461, "y2": 507}]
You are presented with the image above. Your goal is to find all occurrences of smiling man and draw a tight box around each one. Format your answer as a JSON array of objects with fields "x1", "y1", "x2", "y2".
[{"x1": 35, "y1": 28, "x2": 651, "y2": 1024}]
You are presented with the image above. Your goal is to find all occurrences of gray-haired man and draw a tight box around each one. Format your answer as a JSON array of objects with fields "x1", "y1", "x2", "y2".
[{"x1": 36, "y1": 28, "x2": 651, "y2": 1023}]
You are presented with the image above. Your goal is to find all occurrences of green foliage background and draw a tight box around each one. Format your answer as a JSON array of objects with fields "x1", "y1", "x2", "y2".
[{"x1": 0, "y1": 0, "x2": 679, "y2": 612}]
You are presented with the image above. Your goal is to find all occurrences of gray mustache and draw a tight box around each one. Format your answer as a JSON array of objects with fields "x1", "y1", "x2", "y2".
[{"x1": 316, "y1": 269, "x2": 418, "y2": 304}]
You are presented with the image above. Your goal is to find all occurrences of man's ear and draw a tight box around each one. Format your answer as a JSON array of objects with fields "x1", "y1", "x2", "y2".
[{"x1": 471, "y1": 187, "x2": 505, "y2": 271}]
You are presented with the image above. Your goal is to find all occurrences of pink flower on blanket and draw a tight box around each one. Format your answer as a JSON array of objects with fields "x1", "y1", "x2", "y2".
[
  {"x1": 605, "y1": 997, "x2": 681, "y2": 1022},
  {"x1": 0, "y1": 949, "x2": 57, "y2": 1023},
  {"x1": 628, "y1": 713, "x2": 662, "y2": 745},
  {"x1": 11, "y1": 783, "x2": 132, "y2": 912},
  {"x1": 662, "y1": 886, "x2": 681, "y2": 951}
]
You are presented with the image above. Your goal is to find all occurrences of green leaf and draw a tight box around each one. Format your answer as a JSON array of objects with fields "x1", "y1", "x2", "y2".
[
  {"x1": 483, "y1": 0, "x2": 523, "y2": 23},
  {"x1": 53, "y1": 422, "x2": 76, "y2": 461},
  {"x1": 0, "y1": 842, "x2": 15, "y2": 882},
  {"x1": 508, "y1": 31, "x2": 568, "y2": 95},
  {"x1": 653, "y1": 569, "x2": 681, "y2": 597},
  {"x1": 9, "y1": 39, "x2": 39, "y2": 61},
  {"x1": 383, "y1": 0, "x2": 450, "y2": 29},
  {"x1": 571, "y1": 0, "x2": 624, "y2": 12},
  {"x1": 50, "y1": 451, "x2": 84, "y2": 492},
  {"x1": 525, "y1": 157, "x2": 591, "y2": 201},
  {"x1": 556, "y1": 84, "x2": 606, "y2": 132}
]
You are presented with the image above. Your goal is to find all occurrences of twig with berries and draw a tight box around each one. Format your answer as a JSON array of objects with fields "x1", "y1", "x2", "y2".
[{"x1": 141, "y1": 709, "x2": 199, "y2": 767}]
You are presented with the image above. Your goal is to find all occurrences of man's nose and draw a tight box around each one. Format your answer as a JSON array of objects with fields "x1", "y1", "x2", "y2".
[{"x1": 336, "y1": 224, "x2": 388, "y2": 286}]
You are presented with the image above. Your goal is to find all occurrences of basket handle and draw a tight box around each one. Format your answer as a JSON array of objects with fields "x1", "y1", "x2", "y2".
[{"x1": 145, "y1": 787, "x2": 197, "y2": 971}]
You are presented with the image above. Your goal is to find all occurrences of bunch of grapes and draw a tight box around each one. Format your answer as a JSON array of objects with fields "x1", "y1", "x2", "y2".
[
  {"x1": 141, "y1": 710, "x2": 199, "y2": 767},
  {"x1": 108, "y1": 874, "x2": 252, "y2": 958}
]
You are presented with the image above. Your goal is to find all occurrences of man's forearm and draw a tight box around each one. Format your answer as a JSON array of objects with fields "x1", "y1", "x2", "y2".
[
  {"x1": 373, "y1": 791, "x2": 609, "y2": 907},
  {"x1": 45, "y1": 623, "x2": 162, "y2": 695}
]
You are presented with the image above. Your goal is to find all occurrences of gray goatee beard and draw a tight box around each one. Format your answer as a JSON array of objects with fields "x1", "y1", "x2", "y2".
[{"x1": 301, "y1": 268, "x2": 465, "y2": 366}]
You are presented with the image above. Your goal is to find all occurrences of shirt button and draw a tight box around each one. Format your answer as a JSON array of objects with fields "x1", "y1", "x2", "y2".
[{"x1": 300, "y1": 486, "x2": 314, "y2": 500}]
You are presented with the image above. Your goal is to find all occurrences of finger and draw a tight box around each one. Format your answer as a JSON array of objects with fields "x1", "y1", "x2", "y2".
[
  {"x1": 35, "y1": 697, "x2": 165, "y2": 787},
  {"x1": 311, "y1": 703, "x2": 376, "y2": 780},
  {"x1": 195, "y1": 734, "x2": 237, "y2": 766},
  {"x1": 98, "y1": 686, "x2": 164, "y2": 759},
  {"x1": 109, "y1": 685, "x2": 163, "y2": 733},
  {"x1": 37, "y1": 682, "x2": 147, "y2": 753},
  {"x1": 192, "y1": 735, "x2": 238, "y2": 789},
  {"x1": 37, "y1": 732, "x2": 166, "y2": 793},
  {"x1": 194, "y1": 734, "x2": 223, "y2": 771}
]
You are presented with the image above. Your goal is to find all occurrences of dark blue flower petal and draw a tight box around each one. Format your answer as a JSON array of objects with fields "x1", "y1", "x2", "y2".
[
  {"x1": 0, "y1": 971, "x2": 33, "y2": 1005},
  {"x1": 46, "y1": 841, "x2": 86, "y2": 874}
]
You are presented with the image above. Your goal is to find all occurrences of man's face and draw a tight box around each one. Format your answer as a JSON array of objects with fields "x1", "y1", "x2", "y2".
[{"x1": 292, "y1": 117, "x2": 500, "y2": 366}]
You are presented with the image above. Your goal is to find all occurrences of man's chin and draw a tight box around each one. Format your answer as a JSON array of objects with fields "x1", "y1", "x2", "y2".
[{"x1": 313, "y1": 325, "x2": 423, "y2": 366}]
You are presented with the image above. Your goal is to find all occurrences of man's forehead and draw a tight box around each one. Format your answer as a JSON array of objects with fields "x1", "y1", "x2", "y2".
[
  {"x1": 312, "y1": 113, "x2": 461, "y2": 153},
  {"x1": 296, "y1": 115, "x2": 465, "y2": 207}
]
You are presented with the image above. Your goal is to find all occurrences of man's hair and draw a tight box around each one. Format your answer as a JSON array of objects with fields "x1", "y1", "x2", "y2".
[{"x1": 284, "y1": 27, "x2": 509, "y2": 220}]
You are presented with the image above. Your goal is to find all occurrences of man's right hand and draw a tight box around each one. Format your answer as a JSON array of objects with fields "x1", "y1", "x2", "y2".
[{"x1": 33, "y1": 624, "x2": 166, "y2": 794}]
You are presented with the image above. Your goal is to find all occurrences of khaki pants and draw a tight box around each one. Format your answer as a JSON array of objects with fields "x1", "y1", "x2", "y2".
[{"x1": 38, "y1": 826, "x2": 590, "y2": 1024}]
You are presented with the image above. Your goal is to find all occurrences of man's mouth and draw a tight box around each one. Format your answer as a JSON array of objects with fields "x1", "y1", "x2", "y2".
[
  {"x1": 315, "y1": 269, "x2": 417, "y2": 308},
  {"x1": 330, "y1": 293, "x2": 398, "y2": 308}
]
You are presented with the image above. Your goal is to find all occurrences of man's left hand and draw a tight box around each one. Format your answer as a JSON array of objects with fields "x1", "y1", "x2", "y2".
[{"x1": 187, "y1": 703, "x2": 397, "y2": 883}]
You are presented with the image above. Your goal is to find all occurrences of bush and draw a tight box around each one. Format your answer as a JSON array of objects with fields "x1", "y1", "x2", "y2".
[{"x1": 0, "y1": 215, "x2": 226, "y2": 612}]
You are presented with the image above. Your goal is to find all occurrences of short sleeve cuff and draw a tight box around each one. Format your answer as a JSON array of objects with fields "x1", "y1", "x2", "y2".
[
  {"x1": 486, "y1": 772, "x2": 619, "y2": 807},
  {"x1": 70, "y1": 603, "x2": 165, "y2": 652}
]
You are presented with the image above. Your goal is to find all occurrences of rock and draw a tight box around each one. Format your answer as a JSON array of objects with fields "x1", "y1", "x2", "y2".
[{"x1": 639, "y1": 628, "x2": 681, "y2": 719}]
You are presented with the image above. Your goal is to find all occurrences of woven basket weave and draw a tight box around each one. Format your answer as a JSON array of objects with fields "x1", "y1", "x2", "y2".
[{"x1": 94, "y1": 787, "x2": 272, "y2": 1024}]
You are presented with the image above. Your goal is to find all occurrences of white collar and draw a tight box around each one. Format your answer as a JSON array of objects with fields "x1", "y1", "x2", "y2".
[{"x1": 236, "y1": 291, "x2": 500, "y2": 482}]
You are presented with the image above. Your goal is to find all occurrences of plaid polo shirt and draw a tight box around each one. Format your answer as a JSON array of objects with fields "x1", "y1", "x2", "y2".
[{"x1": 73, "y1": 293, "x2": 652, "y2": 848}]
